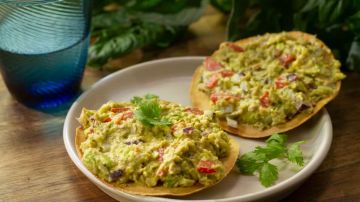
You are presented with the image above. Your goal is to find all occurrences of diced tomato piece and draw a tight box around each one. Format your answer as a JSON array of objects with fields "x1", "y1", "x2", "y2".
[
  {"x1": 204, "y1": 57, "x2": 222, "y2": 71},
  {"x1": 260, "y1": 92, "x2": 270, "y2": 107},
  {"x1": 103, "y1": 117, "x2": 112, "y2": 122},
  {"x1": 157, "y1": 148, "x2": 165, "y2": 162},
  {"x1": 279, "y1": 54, "x2": 296, "y2": 68},
  {"x1": 207, "y1": 75, "x2": 218, "y2": 89},
  {"x1": 275, "y1": 78, "x2": 287, "y2": 89},
  {"x1": 111, "y1": 107, "x2": 129, "y2": 113},
  {"x1": 185, "y1": 108, "x2": 204, "y2": 115},
  {"x1": 210, "y1": 94, "x2": 218, "y2": 104},
  {"x1": 221, "y1": 70, "x2": 235, "y2": 77},
  {"x1": 197, "y1": 160, "x2": 216, "y2": 174},
  {"x1": 227, "y1": 43, "x2": 245, "y2": 52}
]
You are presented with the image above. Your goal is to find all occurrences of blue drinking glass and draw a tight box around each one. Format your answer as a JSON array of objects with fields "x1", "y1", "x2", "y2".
[{"x1": 0, "y1": 0, "x2": 92, "y2": 112}]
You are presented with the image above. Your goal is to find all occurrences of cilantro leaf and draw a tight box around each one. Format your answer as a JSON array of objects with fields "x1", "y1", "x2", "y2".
[
  {"x1": 236, "y1": 134, "x2": 305, "y2": 188},
  {"x1": 131, "y1": 96, "x2": 143, "y2": 105},
  {"x1": 266, "y1": 133, "x2": 287, "y2": 146},
  {"x1": 236, "y1": 152, "x2": 265, "y2": 174},
  {"x1": 254, "y1": 144, "x2": 287, "y2": 160},
  {"x1": 287, "y1": 141, "x2": 305, "y2": 166},
  {"x1": 131, "y1": 94, "x2": 171, "y2": 126},
  {"x1": 259, "y1": 163, "x2": 278, "y2": 187}
]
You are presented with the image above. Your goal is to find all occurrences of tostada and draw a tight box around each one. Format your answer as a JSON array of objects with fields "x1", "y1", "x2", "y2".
[
  {"x1": 190, "y1": 31, "x2": 345, "y2": 138},
  {"x1": 76, "y1": 95, "x2": 239, "y2": 196}
]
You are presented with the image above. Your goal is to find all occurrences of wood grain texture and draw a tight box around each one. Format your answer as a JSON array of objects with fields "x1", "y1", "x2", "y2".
[{"x1": 0, "y1": 7, "x2": 359, "y2": 202}]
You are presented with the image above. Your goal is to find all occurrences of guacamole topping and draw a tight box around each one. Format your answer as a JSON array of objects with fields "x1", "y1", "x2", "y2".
[
  {"x1": 78, "y1": 96, "x2": 231, "y2": 188},
  {"x1": 198, "y1": 32, "x2": 345, "y2": 129}
]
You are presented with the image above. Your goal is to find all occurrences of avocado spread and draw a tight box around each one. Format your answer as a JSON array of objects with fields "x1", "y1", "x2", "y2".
[
  {"x1": 198, "y1": 33, "x2": 345, "y2": 129},
  {"x1": 78, "y1": 96, "x2": 231, "y2": 188}
]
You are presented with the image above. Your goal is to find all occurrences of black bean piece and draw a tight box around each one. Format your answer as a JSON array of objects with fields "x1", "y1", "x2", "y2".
[
  {"x1": 183, "y1": 127, "x2": 194, "y2": 134},
  {"x1": 298, "y1": 103, "x2": 311, "y2": 113},
  {"x1": 110, "y1": 170, "x2": 123, "y2": 182}
]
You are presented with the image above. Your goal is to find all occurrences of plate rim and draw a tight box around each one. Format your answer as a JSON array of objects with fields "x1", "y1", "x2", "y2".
[{"x1": 63, "y1": 56, "x2": 333, "y2": 202}]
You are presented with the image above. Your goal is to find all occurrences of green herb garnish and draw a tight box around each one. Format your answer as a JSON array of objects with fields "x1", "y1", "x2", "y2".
[
  {"x1": 131, "y1": 94, "x2": 171, "y2": 126},
  {"x1": 236, "y1": 134, "x2": 305, "y2": 187}
]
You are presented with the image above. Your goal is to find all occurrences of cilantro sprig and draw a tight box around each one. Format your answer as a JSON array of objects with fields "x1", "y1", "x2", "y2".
[
  {"x1": 236, "y1": 134, "x2": 305, "y2": 187},
  {"x1": 131, "y1": 94, "x2": 171, "y2": 126}
]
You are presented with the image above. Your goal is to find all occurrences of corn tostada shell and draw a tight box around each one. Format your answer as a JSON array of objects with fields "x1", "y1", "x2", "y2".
[
  {"x1": 190, "y1": 31, "x2": 342, "y2": 138},
  {"x1": 75, "y1": 127, "x2": 240, "y2": 196}
]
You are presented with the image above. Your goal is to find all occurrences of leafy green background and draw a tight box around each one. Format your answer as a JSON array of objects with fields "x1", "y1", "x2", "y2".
[
  {"x1": 89, "y1": 0, "x2": 206, "y2": 67},
  {"x1": 90, "y1": 0, "x2": 360, "y2": 72}
]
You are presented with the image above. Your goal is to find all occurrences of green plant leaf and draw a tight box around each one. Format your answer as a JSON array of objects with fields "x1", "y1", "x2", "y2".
[
  {"x1": 133, "y1": 0, "x2": 206, "y2": 27},
  {"x1": 347, "y1": 11, "x2": 360, "y2": 36},
  {"x1": 227, "y1": 0, "x2": 250, "y2": 41},
  {"x1": 89, "y1": 0, "x2": 205, "y2": 67},
  {"x1": 210, "y1": 0, "x2": 232, "y2": 13},
  {"x1": 91, "y1": 9, "x2": 132, "y2": 31},
  {"x1": 88, "y1": 23, "x2": 183, "y2": 67},
  {"x1": 346, "y1": 38, "x2": 360, "y2": 71}
]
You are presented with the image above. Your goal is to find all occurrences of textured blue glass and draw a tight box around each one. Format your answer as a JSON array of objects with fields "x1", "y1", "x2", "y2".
[{"x1": 0, "y1": 0, "x2": 91, "y2": 113}]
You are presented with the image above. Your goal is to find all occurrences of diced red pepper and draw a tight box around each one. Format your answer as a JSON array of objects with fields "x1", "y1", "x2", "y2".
[
  {"x1": 260, "y1": 92, "x2": 270, "y2": 107},
  {"x1": 224, "y1": 95, "x2": 232, "y2": 100},
  {"x1": 207, "y1": 75, "x2": 218, "y2": 89},
  {"x1": 103, "y1": 117, "x2": 112, "y2": 122},
  {"x1": 185, "y1": 108, "x2": 204, "y2": 115},
  {"x1": 210, "y1": 93, "x2": 240, "y2": 104},
  {"x1": 221, "y1": 70, "x2": 235, "y2": 77},
  {"x1": 223, "y1": 93, "x2": 241, "y2": 101},
  {"x1": 227, "y1": 43, "x2": 245, "y2": 52},
  {"x1": 115, "y1": 111, "x2": 133, "y2": 124},
  {"x1": 157, "y1": 169, "x2": 166, "y2": 177},
  {"x1": 111, "y1": 107, "x2": 129, "y2": 113},
  {"x1": 204, "y1": 57, "x2": 222, "y2": 71},
  {"x1": 171, "y1": 124, "x2": 177, "y2": 133},
  {"x1": 279, "y1": 54, "x2": 296, "y2": 68},
  {"x1": 157, "y1": 148, "x2": 165, "y2": 162},
  {"x1": 197, "y1": 160, "x2": 216, "y2": 174},
  {"x1": 123, "y1": 111, "x2": 133, "y2": 119},
  {"x1": 210, "y1": 93, "x2": 218, "y2": 104},
  {"x1": 275, "y1": 78, "x2": 287, "y2": 89},
  {"x1": 232, "y1": 95, "x2": 241, "y2": 101}
]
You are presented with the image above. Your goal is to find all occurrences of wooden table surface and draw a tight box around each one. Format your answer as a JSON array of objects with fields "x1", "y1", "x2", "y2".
[{"x1": 1, "y1": 9, "x2": 360, "y2": 202}]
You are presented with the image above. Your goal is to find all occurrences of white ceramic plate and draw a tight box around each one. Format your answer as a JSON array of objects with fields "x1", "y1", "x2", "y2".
[{"x1": 63, "y1": 57, "x2": 333, "y2": 202}]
